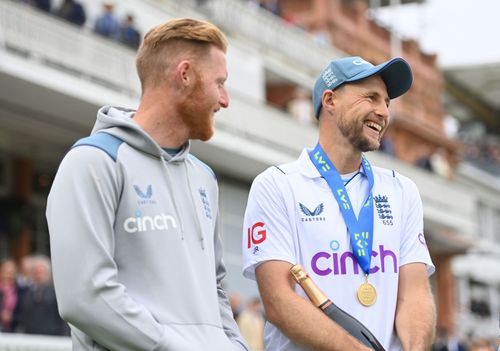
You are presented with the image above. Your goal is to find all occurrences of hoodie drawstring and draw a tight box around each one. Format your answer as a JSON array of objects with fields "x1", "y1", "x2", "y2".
[
  {"x1": 160, "y1": 156, "x2": 206, "y2": 250},
  {"x1": 185, "y1": 160, "x2": 205, "y2": 250},
  {"x1": 161, "y1": 156, "x2": 185, "y2": 241}
]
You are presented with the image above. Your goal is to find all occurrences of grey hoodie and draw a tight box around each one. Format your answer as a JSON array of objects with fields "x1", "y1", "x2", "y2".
[{"x1": 46, "y1": 106, "x2": 248, "y2": 351}]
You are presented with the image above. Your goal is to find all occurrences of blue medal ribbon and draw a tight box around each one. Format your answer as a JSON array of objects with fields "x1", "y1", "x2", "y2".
[{"x1": 309, "y1": 143, "x2": 374, "y2": 275}]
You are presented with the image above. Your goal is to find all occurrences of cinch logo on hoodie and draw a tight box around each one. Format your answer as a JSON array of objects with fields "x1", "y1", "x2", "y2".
[{"x1": 123, "y1": 209, "x2": 178, "y2": 233}]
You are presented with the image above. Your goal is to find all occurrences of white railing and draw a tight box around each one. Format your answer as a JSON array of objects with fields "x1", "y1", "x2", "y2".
[
  {"x1": 455, "y1": 311, "x2": 500, "y2": 341},
  {"x1": 0, "y1": 334, "x2": 71, "y2": 351},
  {"x1": 216, "y1": 91, "x2": 317, "y2": 157},
  {"x1": 206, "y1": 0, "x2": 342, "y2": 75},
  {"x1": 0, "y1": 1, "x2": 140, "y2": 98}
]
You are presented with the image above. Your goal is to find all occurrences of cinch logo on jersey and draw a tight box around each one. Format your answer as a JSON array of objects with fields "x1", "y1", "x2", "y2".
[
  {"x1": 247, "y1": 222, "x2": 266, "y2": 249},
  {"x1": 123, "y1": 209, "x2": 177, "y2": 233},
  {"x1": 133, "y1": 184, "x2": 157, "y2": 205},
  {"x1": 299, "y1": 203, "x2": 326, "y2": 222},
  {"x1": 311, "y1": 244, "x2": 398, "y2": 276}
]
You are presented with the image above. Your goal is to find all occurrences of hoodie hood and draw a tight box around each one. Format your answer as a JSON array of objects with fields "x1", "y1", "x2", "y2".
[{"x1": 92, "y1": 106, "x2": 190, "y2": 162}]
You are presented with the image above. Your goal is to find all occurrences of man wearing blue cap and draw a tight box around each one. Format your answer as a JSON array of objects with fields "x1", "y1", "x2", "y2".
[{"x1": 242, "y1": 56, "x2": 436, "y2": 351}]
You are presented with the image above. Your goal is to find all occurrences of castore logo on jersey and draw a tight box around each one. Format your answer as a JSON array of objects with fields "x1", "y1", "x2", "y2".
[
  {"x1": 133, "y1": 184, "x2": 156, "y2": 205},
  {"x1": 299, "y1": 203, "x2": 326, "y2": 222}
]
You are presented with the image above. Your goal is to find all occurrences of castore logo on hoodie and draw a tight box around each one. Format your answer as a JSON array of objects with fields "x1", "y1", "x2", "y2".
[{"x1": 133, "y1": 184, "x2": 156, "y2": 205}]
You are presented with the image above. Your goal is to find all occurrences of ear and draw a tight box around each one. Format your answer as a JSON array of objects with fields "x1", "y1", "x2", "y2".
[
  {"x1": 174, "y1": 60, "x2": 193, "y2": 90},
  {"x1": 322, "y1": 90, "x2": 336, "y2": 115}
]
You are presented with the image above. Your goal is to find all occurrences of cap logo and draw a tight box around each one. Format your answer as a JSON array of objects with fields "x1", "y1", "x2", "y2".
[
  {"x1": 322, "y1": 67, "x2": 338, "y2": 87},
  {"x1": 352, "y1": 59, "x2": 370, "y2": 66}
]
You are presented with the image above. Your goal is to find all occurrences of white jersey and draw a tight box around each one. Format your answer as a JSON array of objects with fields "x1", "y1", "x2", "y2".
[{"x1": 242, "y1": 149, "x2": 435, "y2": 351}]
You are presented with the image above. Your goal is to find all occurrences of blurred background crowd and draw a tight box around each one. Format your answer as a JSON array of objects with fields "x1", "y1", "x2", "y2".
[
  {"x1": 0, "y1": 256, "x2": 68, "y2": 336},
  {"x1": 18, "y1": 0, "x2": 141, "y2": 49}
]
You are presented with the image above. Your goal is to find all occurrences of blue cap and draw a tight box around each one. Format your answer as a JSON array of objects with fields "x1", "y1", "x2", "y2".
[{"x1": 313, "y1": 56, "x2": 413, "y2": 118}]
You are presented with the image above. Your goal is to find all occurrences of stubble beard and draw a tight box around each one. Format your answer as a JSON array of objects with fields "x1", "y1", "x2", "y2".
[
  {"x1": 180, "y1": 73, "x2": 214, "y2": 142},
  {"x1": 338, "y1": 115, "x2": 382, "y2": 152}
]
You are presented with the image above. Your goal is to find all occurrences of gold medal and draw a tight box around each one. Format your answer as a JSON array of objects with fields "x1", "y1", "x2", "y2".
[{"x1": 357, "y1": 275, "x2": 377, "y2": 306}]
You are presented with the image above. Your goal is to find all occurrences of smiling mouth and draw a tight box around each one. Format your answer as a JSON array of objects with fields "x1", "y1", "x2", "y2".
[{"x1": 365, "y1": 121, "x2": 382, "y2": 133}]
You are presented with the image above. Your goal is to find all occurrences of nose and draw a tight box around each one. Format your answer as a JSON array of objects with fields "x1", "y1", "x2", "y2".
[
  {"x1": 219, "y1": 87, "x2": 230, "y2": 108},
  {"x1": 376, "y1": 100, "x2": 389, "y2": 120}
]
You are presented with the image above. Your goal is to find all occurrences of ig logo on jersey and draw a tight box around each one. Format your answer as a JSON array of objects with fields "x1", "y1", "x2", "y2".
[{"x1": 247, "y1": 222, "x2": 266, "y2": 253}]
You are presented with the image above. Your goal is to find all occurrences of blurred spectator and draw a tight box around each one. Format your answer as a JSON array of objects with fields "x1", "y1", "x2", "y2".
[
  {"x1": 16, "y1": 255, "x2": 33, "y2": 289},
  {"x1": 118, "y1": 14, "x2": 141, "y2": 49},
  {"x1": 416, "y1": 154, "x2": 433, "y2": 172},
  {"x1": 229, "y1": 292, "x2": 244, "y2": 320},
  {"x1": 28, "y1": 0, "x2": 51, "y2": 12},
  {"x1": 462, "y1": 143, "x2": 482, "y2": 163},
  {"x1": 443, "y1": 115, "x2": 460, "y2": 139},
  {"x1": 94, "y1": 2, "x2": 120, "y2": 39},
  {"x1": 431, "y1": 327, "x2": 467, "y2": 351},
  {"x1": 486, "y1": 142, "x2": 500, "y2": 165},
  {"x1": 237, "y1": 297, "x2": 265, "y2": 351},
  {"x1": 415, "y1": 148, "x2": 452, "y2": 178},
  {"x1": 246, "y1": 0, "x2": 261, "y2": 10},
  {"x1": 461, "y1": 137, "x2": 500, "y2": 175},
  {"x1": 56, "y1": 0, "x2": 86, "y2": 27},
  {"x1": 0, "y1": 259, "x2": 18, "y2": 332},
  {"x1": 11, "y1": 255, "x2": 33, "y2": 332},
  {"x1": 287, "y1": 87, "x2": 314, "y2": 126},
  {"x1": 429, "y1": 148, "x2": 452, "y2": 179},
  {"x1": 469, "y1": 338, "x2": 495, "y2": 351},
  {"x1": 413, "y1": 143, "x2": 432, "y2": 172},
  {"x1": 259, "y1": 0, "x2": 281, "y2": 16},
  {"x1": 16, "y1": 255, "x2": 69, "y2": 336},
  {"x1": 379, "y1": 132, "x2": 396, "y2": 156}
]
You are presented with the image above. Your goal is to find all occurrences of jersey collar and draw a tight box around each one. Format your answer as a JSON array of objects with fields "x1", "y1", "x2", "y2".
[
  {"x1": 298, "y1": 148, "x2": 322, "y2": 179},
  {"x1": 298, "y1": 148, "x2": 366, "y2": 179}
]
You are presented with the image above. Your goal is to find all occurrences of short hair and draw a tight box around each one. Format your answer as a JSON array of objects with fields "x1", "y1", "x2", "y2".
[{"x1": 136, "y1": 18, "x2": 228, "y2": 91}]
